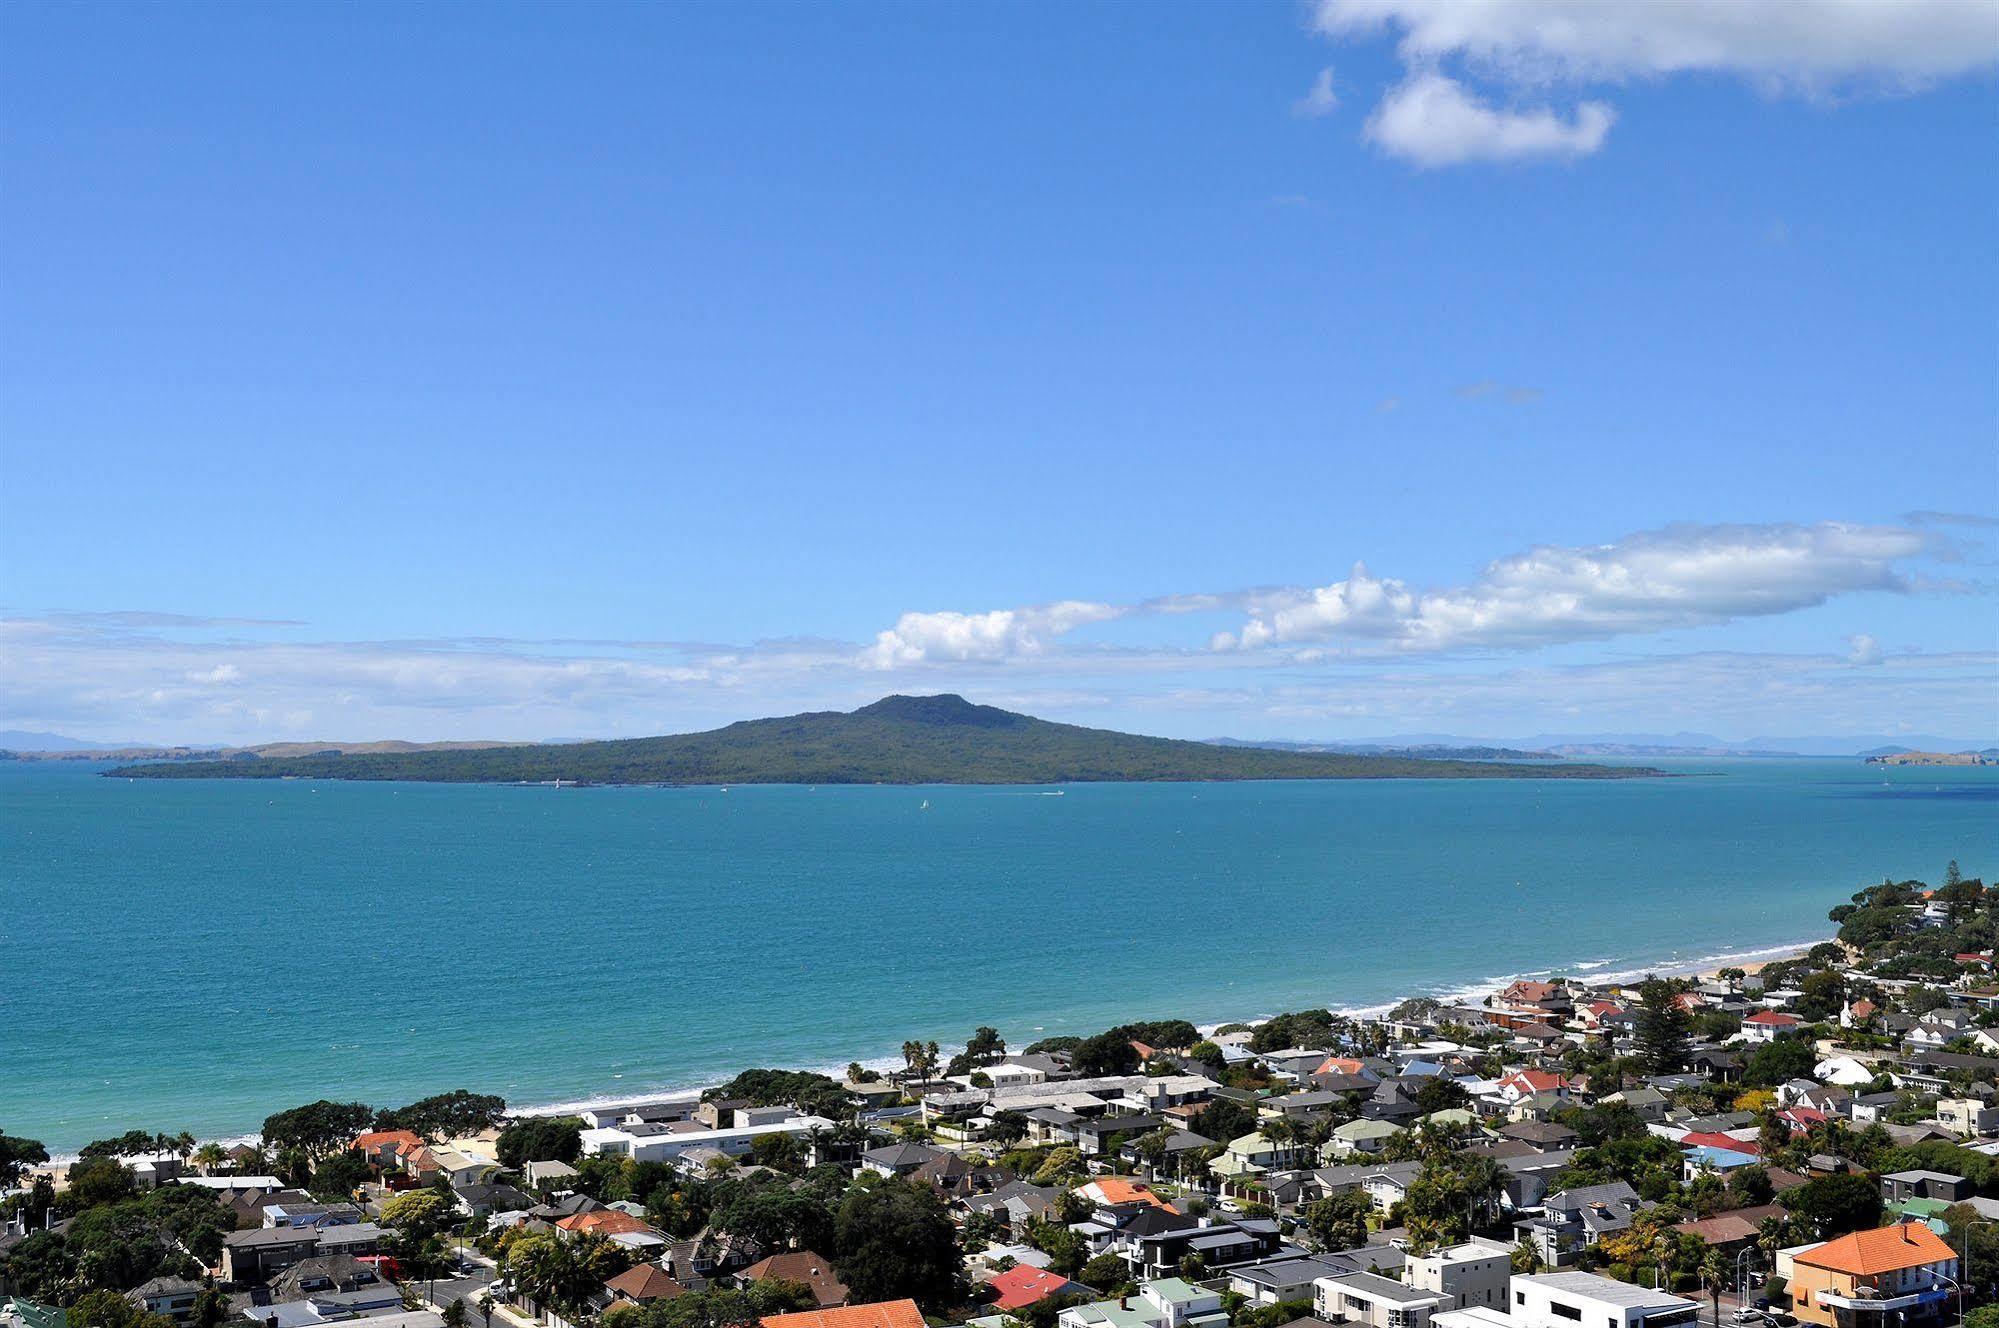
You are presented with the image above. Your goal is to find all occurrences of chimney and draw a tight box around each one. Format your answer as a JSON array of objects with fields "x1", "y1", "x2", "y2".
[{"x1": 1119, "y1": 1297, "x2": 1130, "y2": 1312}]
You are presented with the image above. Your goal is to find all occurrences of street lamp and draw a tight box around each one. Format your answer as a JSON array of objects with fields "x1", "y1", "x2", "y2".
[{"x1": 1929, "y1": 1269, "x2": 1962, "y2": 1328}]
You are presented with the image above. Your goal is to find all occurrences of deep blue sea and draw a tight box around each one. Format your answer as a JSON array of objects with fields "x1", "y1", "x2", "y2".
[{"x1": 2, "y1": 758, "x2": 1994, "y2": 1151}]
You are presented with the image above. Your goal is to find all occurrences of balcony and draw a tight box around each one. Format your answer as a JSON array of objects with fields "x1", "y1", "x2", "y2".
[{"x1": 1813, "y1": 1286, "x2": 1951, "y2": 1313}]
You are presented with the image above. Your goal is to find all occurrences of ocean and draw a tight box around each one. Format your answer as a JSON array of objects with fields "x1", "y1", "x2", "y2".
[{"x1": 2, "y1": 757, "x2": 1993, "y2": 1151}]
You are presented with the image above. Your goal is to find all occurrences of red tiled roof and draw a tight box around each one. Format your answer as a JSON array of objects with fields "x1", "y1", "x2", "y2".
[
  {"x1": 988, "y1": 1266, "x2": 1079, "y2": 1310},
  {"x1": 1681, "y1": 1131, "x2": 1760, "y2": 1155},
  {"x1": 762, "y1": 1300, "x2": 926, "y2": 1328},
  {"x1": 606, "y1": 1265, "x2": 686, "y2": 1302},
  {"x1": 1745, "y1": 1011, "x2": 1801, "y2": 1025}
]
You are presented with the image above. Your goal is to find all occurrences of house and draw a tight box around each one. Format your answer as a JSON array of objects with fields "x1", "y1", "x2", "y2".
[
  {"x1": 1328, "y1": 1120, "x2": 1403, "y2": 1158},
  {"x1": 1934, "y1": 1098, "x2": 1999, "y2": 1139},
  {"x1": 1107, "y1": 1211, "x2": 1284, "y2": 1279},
  {"x1": 1228, "y1": 1256, "x2": 1356, "y2": 1307},
  {"x1": 1214, "y1": 1132, "x2": 1312, "y2": 1177},
  {"x1": 861, "y1": 1142, "x2": 946, "y2": 1179},
  {"x1": 1788, "y1": 1221, "x2": 1960, "y2": 1328},
  {"x1": 1880, "y1": 1170, "x2": 1976, "y2": 1204},
  {"x1": 1490, "y1": 1070, "x2": 1570, "y2": 1108},
  {"x1": 1079, "y1": 1177, "x2": 1178, "y2": 1213},
  {"x1": 1512, "y1": 1183, "x2": 1642, "y2": 1267},
  {"x1": 1601, "y1": 1087, "x2": 1669, "y2": 1123},
  {"x1": 1057, "y1": 1278, "x2": 1226, "y2": 1328},
  {"x1": 581, "y1": 1115, "x2": 837, "y2": 1167},
  {"x1": 1507, "y1": 1273, "x2": 1698, "y2": 1328},
  {"x1": 126, "y1": 1277, "x2": 202, "y2": 1323},
  {"x1": 987, "y1": 1266, "x2": 1080, "y2": 1312},
  {"x1": 1403, "y1": 1240, "x2": 1510, "y2": 1312},
  {"x1": 525, "y1": 1161, "x2": 581, "y2": 1192},
  {"x1": 1742, "y1": 1012, "x2": 1802, "y2": 1044},
  {"x1": 348, "y1": 1131, "x2": 423, "y2": 1169},
  {"x1": 1670, "y1": 1204, "x2": 1787, "y2": 1252},
  {"x1": 1814, "y1": 1056, "x2": 1877, "y2": 1088},
  {"x1": 605, "y1": 1264, "x2": 687, "y2": 1307},
  {"x1": 743, "y1": 1252, "x2": 848, "y2": 1308},
  {"x1": 760, "y1": 1300, "x2": 928, "y2": 1328},
  {"x1": 222, "y1": 1224, "x2": 383, "y2": 1286},
  {"x1": 964, "y1": 1180, "x2": 1064, "y2": 1232},
  {"x1": 1496, "y1": 1121, "x2": 1577, "y2": 1153},
  {"x1": 1313, "y1": 1272, "x2": 1448, "y2": 1328}
]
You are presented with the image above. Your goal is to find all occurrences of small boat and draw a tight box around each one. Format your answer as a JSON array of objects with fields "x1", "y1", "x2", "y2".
[{"x1": 919, "y1": 799, "x2": 930, "y2": 811}]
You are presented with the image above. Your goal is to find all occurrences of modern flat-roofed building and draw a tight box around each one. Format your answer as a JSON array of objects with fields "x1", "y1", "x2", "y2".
[{"x1": 1507, "y1": 1272, "x2": 1699, "y2": 1328}]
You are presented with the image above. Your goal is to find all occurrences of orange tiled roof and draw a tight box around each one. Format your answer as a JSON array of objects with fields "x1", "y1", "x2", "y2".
[
  {"x1": 556, "y1": 1209, "x2": 655, "y2": 1237},
  {"x1": 1796, "y1": 1221, "x2": 1957, "y2": 1277},
  {"x1": 350, "y1": 1130, "x2": 423, "y2": 1153},
  {"x1": 762, "y1": 1300, "x2": 926, "y2": 1328},
  {"x1": 1084, "y1": 1177, "x2": 1178, "y2": 1212}
]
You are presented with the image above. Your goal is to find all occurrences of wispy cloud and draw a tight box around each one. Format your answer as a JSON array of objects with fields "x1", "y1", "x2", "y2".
[{"x1": 1292, "y1": 66, "x2": 1340, "y2": 118}]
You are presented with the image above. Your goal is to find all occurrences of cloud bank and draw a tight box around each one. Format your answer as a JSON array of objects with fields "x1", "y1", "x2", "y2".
[{"x1": 3, "y1": 520, "x2": 1981, "y2": 745}]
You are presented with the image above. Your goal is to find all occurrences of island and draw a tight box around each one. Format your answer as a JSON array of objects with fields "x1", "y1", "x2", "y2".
[{"x1": 107, "y1": 693, "x2": 1661, "y2": 785}]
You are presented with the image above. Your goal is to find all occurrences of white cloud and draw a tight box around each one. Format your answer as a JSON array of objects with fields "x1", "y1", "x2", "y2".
[
  {"x1": 1293, "y1": 66, "x2": 1341, "y2": 117},
  {"x1": 1312, "y1": 0, "x2": 1999, "y2": 91},
  {"x1": 1310, "y1": 0, "x2": 1998, "y2": 168},
  {"x1": 865, "y1": 600, "x2": 1126, "y2": 668},
  {"x1": 1367, "y1": 71, "x2": 1615, "y2": 166},
  {"x1": 1848, "y1": 632, "x2": 1884, "y2": 665},
  {"x1": 1222, "y1": 522, "x2": 1926, "y2": 651}
]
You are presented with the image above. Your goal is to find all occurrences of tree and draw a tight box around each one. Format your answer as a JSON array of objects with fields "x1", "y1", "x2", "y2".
[
  {"x1": 1303, "y1": 1191, "x2": 1372, "y2": 1252},
  {"x1": 1071, "y1": 1031, "x2": 1139, "y2": 1077},
  {"x1": 834, "y1": 1179, "x2": 963, "y2": 1310},
  {"x1": 309, "y1": 1150, "x2": 374, "y2": 1202},
  {"x1": 263, "y1": 1100, "x2": 373, "y2": 1161},
  {"x1": 376, "y1": 1090, "x2": 507, "y2": 1140},
  {"x1": 0, "y1": 1131, "x2": 49, "y2": 1185},
  {"x1": 1780, "y1": 1172, "x2": 1882, "y2": 1239},
  {"x1": 496, "y1": 1116, "x2": 584, "y2": 1168},
  {"x1": 1511, "y1": 1240, "x2": 1545, "y2": 1274},
  {"x1": 1078, "y1": 1253, "x2": 1128, "y2": 1292},
  {"x1": 191, "y1": 1143, "x2": 227, "y2": 1175},
  {"x1": 967, "y1": 1027, "x2": 1007, "y2": 1064},
  {"x1": 67, "y1": 1291, "x2": 172, "y2": 1328},
  {"x1": 1636, "y1": 979, "x2": 1692, "y2": 1073},
  {"x1": 1190, "y1": 1098, "x2": 1257, "y2": 1146},
  {"x1": 380, "y1": 1188, "x2": 450, "y2": 1231}
]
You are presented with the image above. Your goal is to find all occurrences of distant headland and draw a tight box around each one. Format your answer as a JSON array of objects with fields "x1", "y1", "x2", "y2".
[{"x1": 103, "y1": 694, "x2": 1662, "y2": 785}]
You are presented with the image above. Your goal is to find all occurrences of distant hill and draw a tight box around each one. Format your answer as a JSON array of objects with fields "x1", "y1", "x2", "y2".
[
  {"x1": 8, "y1": 738, "x2": 520, "y2": 763},
  {"x1": 1208, "y1": 737, "x2": 1559, "y2": 761},
  {"x1": 108, "y1": 694, "x2": 1660, "y2": 785},
  {"x1": 0, "y1": 730, "x2": 138, "y2": 752}
]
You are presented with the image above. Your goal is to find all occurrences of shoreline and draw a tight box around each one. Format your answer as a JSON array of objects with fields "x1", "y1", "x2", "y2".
[{"x1": 30, "y1": 932, "x2": 1829, "y2": 1164}]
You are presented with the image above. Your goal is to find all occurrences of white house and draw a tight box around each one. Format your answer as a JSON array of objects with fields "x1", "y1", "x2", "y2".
[
  {"x1": 1508, "y1": 1273, "x2": 1699, "y2": 1328},
  {"x1": 580, "y1": 1114, "x2": 835, "y2": 1165},
  {"x1": 1315, "y1": 1272, "x2": 1449, "y2": 1328},
  {"x1": 1405, "y1": 1240, "x2": 1511, "y2": 1313}
]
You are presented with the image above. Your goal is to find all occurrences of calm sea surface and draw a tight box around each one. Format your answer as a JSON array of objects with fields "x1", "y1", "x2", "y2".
[{"x1": 2, "y1": 758, "x2": 1993, "y2": 1150}]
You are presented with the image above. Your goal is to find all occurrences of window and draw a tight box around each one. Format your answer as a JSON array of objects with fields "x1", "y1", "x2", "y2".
[
  {"x1": 1516, "y1": 1294, "x2": 1526, "y2": 1308},
  {"x1": 1551, "y1": 1302, "x2": 1582, "y2": 1321}
]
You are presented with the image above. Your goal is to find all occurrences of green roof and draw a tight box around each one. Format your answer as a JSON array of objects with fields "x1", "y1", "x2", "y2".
[{"x1": 6, "y1": 1301, "x2": 69, "y2": 1328}]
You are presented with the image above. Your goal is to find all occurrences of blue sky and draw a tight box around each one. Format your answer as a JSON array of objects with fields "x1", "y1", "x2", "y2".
[{"x1": 3, "y1": 1, "x2": 1995, "y2": 744}]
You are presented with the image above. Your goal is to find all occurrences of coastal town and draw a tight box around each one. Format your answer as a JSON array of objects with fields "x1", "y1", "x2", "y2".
[{"x1": 10, "y1": 866, "x2": 1999, "y2": 1328}]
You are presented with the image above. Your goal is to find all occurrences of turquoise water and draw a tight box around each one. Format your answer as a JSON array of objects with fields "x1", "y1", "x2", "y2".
[{"x1": 2, "y1": 758, "x2": 1993, "y2": 1151}]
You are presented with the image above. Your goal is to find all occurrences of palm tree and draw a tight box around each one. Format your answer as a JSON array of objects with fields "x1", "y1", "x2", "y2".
[
  {"x1": 1701, "y1": 1248, "x2": 1730, "y2": 1326},
  {"x1": 192, "y1": 1143, "x2": 228, "y2": 1176},
  {"x1": 1260, "y1": 1117, "x2": 1299, "y2": 1170}
]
